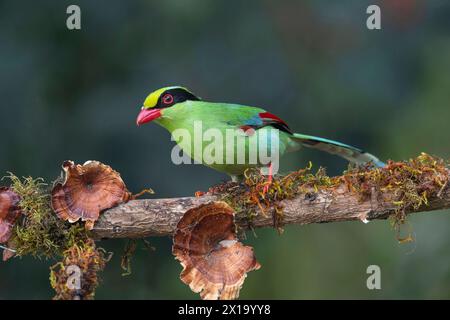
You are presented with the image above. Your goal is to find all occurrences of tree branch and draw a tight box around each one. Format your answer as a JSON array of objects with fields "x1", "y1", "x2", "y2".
[{"x1": 92, "y1": 170, "x2": 450, "y2": 239}]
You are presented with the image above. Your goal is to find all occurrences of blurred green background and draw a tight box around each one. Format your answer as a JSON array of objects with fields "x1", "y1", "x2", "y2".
[{"x1": 1, "y1": 0, "x2": 449, "y2": 299}]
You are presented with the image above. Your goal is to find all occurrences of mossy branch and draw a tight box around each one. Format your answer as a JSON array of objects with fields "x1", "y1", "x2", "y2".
[
  {"x1": 1, "y1": 153, "x2": 449, "y2": 300},
  {"x1": 92, "y1": 154, "x2": 450, "y2": 239}
]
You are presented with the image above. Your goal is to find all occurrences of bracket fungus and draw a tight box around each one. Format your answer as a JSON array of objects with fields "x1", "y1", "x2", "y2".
[
  {"x1": 0, "y1": 187, "x2": 22, "y2": 244},
  {"x1": 173, "y1": 201, "x2": 260, "y2": 300},
  {"x1": 51, "y1": 161, "x2": 131, "y2": 230}
]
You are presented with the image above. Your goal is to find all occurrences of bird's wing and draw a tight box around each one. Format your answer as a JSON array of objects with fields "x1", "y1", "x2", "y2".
[
  {"x1": 254, "y1": 112, "x2": 293, "y2": 134},
  {"x1": 218, "y1": 104, "x2": 293, "y2": 134}
]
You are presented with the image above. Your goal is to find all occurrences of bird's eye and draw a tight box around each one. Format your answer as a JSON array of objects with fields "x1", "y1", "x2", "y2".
[{"x1": 162, "y1": 94, "x2": 174, "y2": 105}]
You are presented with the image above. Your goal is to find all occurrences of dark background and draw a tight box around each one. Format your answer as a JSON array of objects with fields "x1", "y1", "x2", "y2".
[{"x1": 0, "y1": 0, "x2": 449, "y2": 299}]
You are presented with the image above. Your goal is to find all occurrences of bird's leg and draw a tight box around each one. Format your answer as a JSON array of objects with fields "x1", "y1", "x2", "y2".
[{"x1": 262, "y1": 162, "x2": 273, "y2": 194}]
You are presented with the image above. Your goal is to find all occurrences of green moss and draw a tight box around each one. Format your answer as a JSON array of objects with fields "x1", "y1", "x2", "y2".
[
  {"x1": 213, "y1": 153, "x2": 449, "y2": 239},
  {"x1": 50, "y1": 239, "x2": 110, "y2": 300},
  {"x1": 217, "y1": 162, "x2": 340, "y2": 232},
  {"x1": 2, "y1": 173, "x2": 114, "y2": 300},
  {"x1": 342, "y1": 153, "x2": 448, "y2": 239},
  {"x1": 4, "y1": 173, "x2": 89, "y2": 259}
]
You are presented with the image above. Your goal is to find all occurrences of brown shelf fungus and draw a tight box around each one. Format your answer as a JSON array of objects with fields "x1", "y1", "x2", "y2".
[
  {"x1": 51, "y1": 161, "x2": 131, "y2": 230},
  {"x1": 173, "y1": 201, "x2": 260, "y2": 300},
  {"x1": 0, "y1": 187, "x2": 22, "y2": 244}
]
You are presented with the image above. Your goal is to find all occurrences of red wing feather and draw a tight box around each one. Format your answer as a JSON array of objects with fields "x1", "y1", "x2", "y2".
[{"x1": 258, "y1": 112, "x2": 292, "y2": 134}]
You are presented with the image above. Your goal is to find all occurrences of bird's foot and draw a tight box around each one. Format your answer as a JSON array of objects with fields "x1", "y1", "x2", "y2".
[
  {"x1": 261, "y1": 163, "x2": 273, "y2": 195},
  {"x1": 262, "y1": 177, "x2": 273, "y2": 195}
]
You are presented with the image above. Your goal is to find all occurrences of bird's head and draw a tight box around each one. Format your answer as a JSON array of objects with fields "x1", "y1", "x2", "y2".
[{"x1": 136, "y1": 86, "x2": 200, "y2": 125}]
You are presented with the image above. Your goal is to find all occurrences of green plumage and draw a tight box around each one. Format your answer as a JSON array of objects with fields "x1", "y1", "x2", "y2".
[
  {"x1": 138, "y1": 87, "x2": 384, "y2": 180},
  {"x1": 157, "y1": 102, "x2": 287, "y2": 176}
]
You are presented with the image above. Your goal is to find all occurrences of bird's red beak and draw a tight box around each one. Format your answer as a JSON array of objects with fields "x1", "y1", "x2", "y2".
[{"x1": 136, "y1": 108, "x2": 162, "y2": 125}]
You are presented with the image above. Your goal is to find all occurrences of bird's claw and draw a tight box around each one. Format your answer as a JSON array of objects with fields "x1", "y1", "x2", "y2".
[
  {"x1": 261, "y1": 163, "x2": 273, "y2": 196},
  {"x1": 262, "y1": 183, "x2": 270, "y2": 195}
]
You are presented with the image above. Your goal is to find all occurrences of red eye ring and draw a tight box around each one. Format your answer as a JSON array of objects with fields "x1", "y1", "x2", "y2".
[{"x1": 162, "y1": 94, "x2": 174, "y2": 105}]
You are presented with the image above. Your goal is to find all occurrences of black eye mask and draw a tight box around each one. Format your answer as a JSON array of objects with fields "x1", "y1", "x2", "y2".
[{"x1": 157, "y1": 88, "x2": 201, "y2": 108}]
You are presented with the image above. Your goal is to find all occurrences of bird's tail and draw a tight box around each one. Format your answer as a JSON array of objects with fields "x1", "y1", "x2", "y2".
[{"x1": 292, "y1": 133, "x2": 385, "y2": 167}]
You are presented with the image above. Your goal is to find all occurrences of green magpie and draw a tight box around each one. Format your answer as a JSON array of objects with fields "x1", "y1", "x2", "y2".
[{"x1": 136, "y1": 86, "x2": 384, "y2": 188}]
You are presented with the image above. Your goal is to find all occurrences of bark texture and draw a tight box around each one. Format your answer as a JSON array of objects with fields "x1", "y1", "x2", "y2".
[{"x1": 92, "y1": 180, "x2": 450, "y2": 239}]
